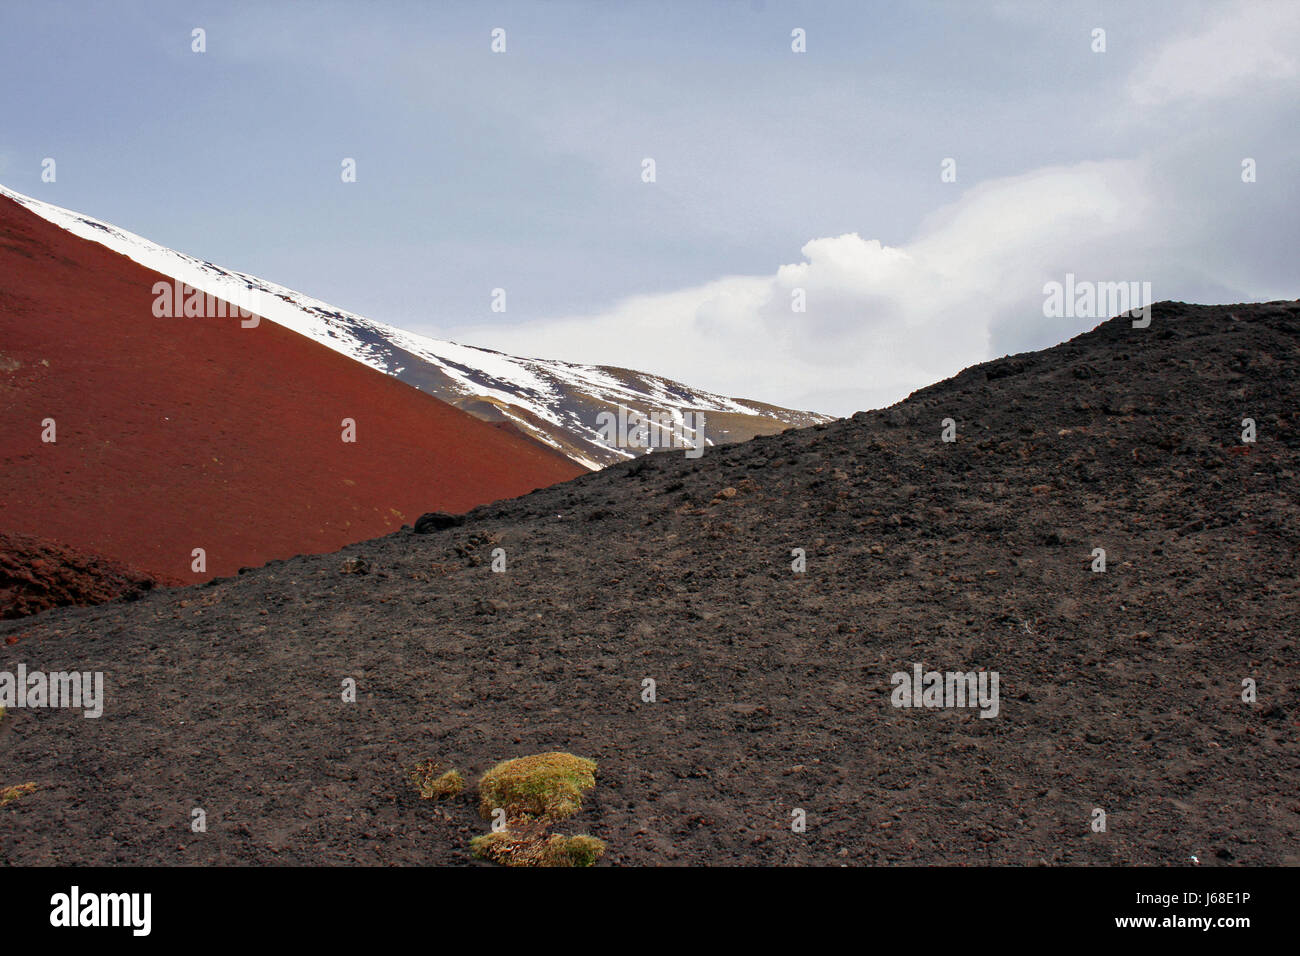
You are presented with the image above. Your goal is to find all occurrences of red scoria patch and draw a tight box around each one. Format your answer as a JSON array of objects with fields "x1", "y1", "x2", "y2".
[
  {"x1": 0, "y1": 195, "x2": 583, "y2": 594},
  {"x1": 0, "y1": 529, "x2": 158, "y2": 619}
]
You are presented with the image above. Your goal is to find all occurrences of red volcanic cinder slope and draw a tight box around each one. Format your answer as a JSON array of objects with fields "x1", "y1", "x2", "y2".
[{"x1": 0, "y1": 194, "x2": 584, "y2": 587}]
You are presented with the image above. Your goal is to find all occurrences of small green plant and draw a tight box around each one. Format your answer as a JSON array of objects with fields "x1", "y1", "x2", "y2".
[
  {"x1": 472, "y1": 752, "x2": 604, "y2": 867},
  {"x1": 470, "y1": 831, "x2": 606, "y2": 868},
  {"x1": 0, "y1": 782, "x2": 37, "y2": 807},
  {"x1": 409, "y1": 760, "x2": 464, "y2": 800},
  {"x1": 477, "y1": 751, "x2": 597, "y2": 822},
  {"x1": 469, "y1": 831, "x2": 518, "y2": 863},
  {"x1": 537, "y1": 834, "x2": 606, "y2": 867}
]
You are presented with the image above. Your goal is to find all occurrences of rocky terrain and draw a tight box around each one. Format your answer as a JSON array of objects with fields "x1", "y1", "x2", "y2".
[
  {"x1": 1, "y1": 300, "x2": 1296, "y2": 865},
  {"x1": 0, "y1": 531, "x2": 160, "y2": 620}
]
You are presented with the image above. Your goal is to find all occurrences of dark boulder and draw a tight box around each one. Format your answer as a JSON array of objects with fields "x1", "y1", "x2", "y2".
[{"x1": 413, "y1": 512, "x2": 465, "y2": 534}]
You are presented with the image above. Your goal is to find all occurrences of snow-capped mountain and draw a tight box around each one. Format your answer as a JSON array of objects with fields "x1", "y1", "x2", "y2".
[{"x1": 0, "y1": 184, "x2": 830, "y2": 469}]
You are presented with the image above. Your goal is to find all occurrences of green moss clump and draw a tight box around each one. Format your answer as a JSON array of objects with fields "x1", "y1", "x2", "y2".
[
  {"x1": 471, "y1": 830, "x2": 606, "y2": 868},
  {"x1": 477, "y1": 752, "x2": 596, "y2": 822},
  {"x1": 409, "y1": 760, "x2": 465, "y2": 800},
  {"x1": 537, "y1": 834, "x2": 606, "y2": 867},
  {"x1": 469, "y1": 831, "x2": 517, "y2": 864},
  {"x1": 0, "y1": 782, "x2": 37, "y2": 808},
  {"x1": 470, "y1": 752, "x2": 605, "y2": 866}
]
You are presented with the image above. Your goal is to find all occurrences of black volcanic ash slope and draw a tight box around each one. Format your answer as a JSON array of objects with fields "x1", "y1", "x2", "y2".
[{"x1": 1, "y1": 301, "x2": 1297, "y2": 865}]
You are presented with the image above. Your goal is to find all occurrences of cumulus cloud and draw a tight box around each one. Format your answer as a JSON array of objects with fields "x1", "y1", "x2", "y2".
[
  {"x1": 434, "y1": 5, "x2": 1296, "y2": 421},
  {"x1": 455, "y1": 158, "x2": 1164, "y2": 417}
]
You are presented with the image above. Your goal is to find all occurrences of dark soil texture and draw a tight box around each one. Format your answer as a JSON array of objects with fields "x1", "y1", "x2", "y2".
[{"x1": 1, "y1": 301, "x2": 1297, "y2": 865}]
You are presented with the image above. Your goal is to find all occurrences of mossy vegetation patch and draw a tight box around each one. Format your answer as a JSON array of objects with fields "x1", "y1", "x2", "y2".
[
  {"x1": 408, "y1": 760, "x2": 465, "y2": 800},
  {"x1": 472, "y1": 752, "x2": 604, "y2": 867},
  {"x1": 0, "y1": 782, "x2": 37, "y2": 807},
  {"x1": 477, "y1": 751, "x2": 596, "y2": 822},
  {"x1": 470, "y1": 830, "x2": 606, "y2": 868}
]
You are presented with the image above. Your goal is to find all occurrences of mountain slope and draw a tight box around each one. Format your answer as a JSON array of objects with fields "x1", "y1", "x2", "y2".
[
  {"x1": 0, "y1": 531, "x2": 156, "y2": 620},
  {"x1": 2, "y1": 300, "x2": 1295, "y2": 865},
  {"x1": 0, "y1": 192, "x2": 583, "y2": 587},
  {"x1": 0, "y1": 184, "x2": 830, "y2": 469}
]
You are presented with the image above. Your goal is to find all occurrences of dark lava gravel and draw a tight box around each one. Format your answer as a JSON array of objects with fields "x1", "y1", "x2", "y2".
[{"x1": 1, "y1": 301, "x2": 1297, "y2": 865}]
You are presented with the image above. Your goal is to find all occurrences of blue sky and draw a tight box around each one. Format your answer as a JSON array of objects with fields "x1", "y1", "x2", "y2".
[{"x1": 2, "y1": 0, "x2": 1297, "y2": 415}]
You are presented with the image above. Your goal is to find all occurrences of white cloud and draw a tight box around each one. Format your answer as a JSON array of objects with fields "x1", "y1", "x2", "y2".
[
  {"x1": 452, "y1": 158, "x2": 1162, "y2": 418},
  {"x1": 1128, "y1": 1, "x2": 1300, "y2": 106}
]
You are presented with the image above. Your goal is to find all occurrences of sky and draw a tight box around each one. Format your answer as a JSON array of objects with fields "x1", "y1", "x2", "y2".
[{"x1": 1, "y1": 0, "x2": 1296, "y2": 417}]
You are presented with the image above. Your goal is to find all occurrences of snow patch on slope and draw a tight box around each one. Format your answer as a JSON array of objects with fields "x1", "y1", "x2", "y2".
[{"x1": 0, "y1": 183, "x2": 829, "y2": 469}]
